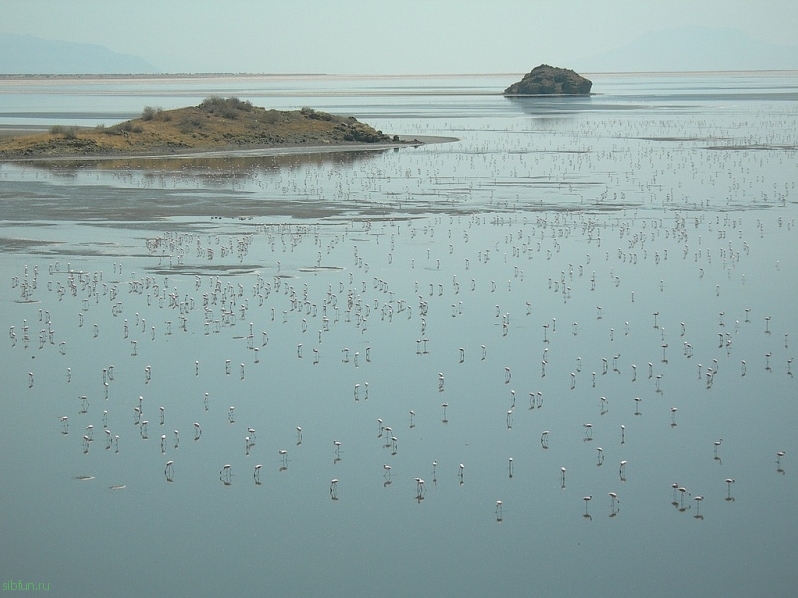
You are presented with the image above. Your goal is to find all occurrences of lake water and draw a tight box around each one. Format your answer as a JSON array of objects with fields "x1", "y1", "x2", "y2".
[{"x1": 1, "y1": 72, "x2": 797, "y2": 597}]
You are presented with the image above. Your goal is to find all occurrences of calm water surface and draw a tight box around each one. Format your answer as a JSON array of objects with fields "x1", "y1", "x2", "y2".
[{"x1": 1, "y1": 72, "x2": 797, "y2": 597}]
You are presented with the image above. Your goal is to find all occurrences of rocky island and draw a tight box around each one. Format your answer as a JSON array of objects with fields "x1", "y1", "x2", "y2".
[
  {"x1": 504, "y1": 65, "x2": 592, "y2": 96},
  {"x1": 0, "y1": 96, "x2": 413, "y2": 160}
]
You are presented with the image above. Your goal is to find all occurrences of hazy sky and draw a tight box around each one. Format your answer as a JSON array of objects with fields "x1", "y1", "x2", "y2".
[{"x1": 3, "y1": 0, "x2": 797, "y2": 73}]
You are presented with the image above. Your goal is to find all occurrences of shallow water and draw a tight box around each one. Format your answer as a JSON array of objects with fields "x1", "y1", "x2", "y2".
[{"x1": 1, "y1": 72, "x2": 797, "y2": 597}]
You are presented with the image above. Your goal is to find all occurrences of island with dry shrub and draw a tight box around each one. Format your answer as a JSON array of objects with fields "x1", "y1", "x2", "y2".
[{"x1": 0, "y1": 96, "x2": 414, "y2": 159}]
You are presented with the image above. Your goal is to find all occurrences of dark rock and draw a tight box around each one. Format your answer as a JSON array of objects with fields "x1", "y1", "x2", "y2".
[
  {"x1": 343, "y1": 123, "x2": 389, "y2": 143},
  {"x1": 504, "y1": 65, "x2": 592, "y2": 96}
]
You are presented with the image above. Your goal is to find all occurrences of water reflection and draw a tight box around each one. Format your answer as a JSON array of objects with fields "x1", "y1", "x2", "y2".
[
  {"x1": 21, "y1": 146, "x2": 390, "y2": 175},
  {"x1": 0, "y1": 72, "x2": 797, "y2": 598},
  {"x1": 504, "y1": 94, "x2": 595, "y2": 117}
]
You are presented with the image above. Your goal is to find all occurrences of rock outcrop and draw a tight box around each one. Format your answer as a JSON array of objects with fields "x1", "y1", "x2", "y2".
[{"x1": 504, "y1": 65, "x2": 592, "y2": 96}]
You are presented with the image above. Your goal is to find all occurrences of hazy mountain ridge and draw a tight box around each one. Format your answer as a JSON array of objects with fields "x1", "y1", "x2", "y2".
[
  {"x1": 0, "y1": 33, "x2": 158, "y2": 74},
  {"x1": 3, "y1": 27, "x2": 797, "y2": 76},
  {"x1": 576, "y1": 27, "x2": 798, "y2": 73}
]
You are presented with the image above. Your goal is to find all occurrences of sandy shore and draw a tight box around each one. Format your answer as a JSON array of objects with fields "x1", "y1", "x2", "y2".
[{"x1": 0, "y1": 133, "x2": 457, "y2": 161}]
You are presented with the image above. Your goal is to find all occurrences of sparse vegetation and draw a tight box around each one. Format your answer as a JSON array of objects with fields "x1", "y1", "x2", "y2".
[
  {"x1": 260, "y1": 109, "x2": 282, "y2": 125},
  {"x1": 97, "y1": 120, "x2": 142, "y2": 135},
  {"x1": 178, "y1": 115, "x2": 204, "y2": 134},
  {"x1": 300, "y1": 107, "x2": 333, "y2": 121},
  {"x1": 49, "y1": 124, "x2": 78, "y2": 139},
  {"x1": 1, "y1": 99, "x2": 401, "y2": 159},
  {"x1": 199, "y1": 96, "x2": 252, "y2": 119},
  {"x1": 141, "y1": 106, "x2": 164, "y2": 121}
]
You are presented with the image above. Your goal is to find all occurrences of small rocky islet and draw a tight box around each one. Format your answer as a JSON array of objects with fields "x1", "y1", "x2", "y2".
[{"x1": 504, "y1": 64, "x2": 592, "y2": 95}]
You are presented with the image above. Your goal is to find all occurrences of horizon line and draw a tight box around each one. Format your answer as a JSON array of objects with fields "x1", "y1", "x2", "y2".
[{"x1": 1, "y1": 69, "x2": 797, "y2": 79}]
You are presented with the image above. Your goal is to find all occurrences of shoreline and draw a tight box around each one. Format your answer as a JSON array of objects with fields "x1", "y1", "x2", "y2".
[{"x1": 0, "y1": 135, "x2": 457, "y2": 163}]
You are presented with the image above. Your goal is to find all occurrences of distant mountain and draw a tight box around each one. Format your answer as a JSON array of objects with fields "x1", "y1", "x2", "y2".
[
  {"x1": 576, "y1": 27, "x2": 798, "y2": 73},
  {"x1": 0, "y1": 33, "x2": 158, "y2": 74}
]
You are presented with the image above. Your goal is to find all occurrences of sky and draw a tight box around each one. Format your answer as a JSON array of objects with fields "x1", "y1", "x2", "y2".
[{"x1": 2, "y1": 0, "x2": 798, "y2": 74}]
